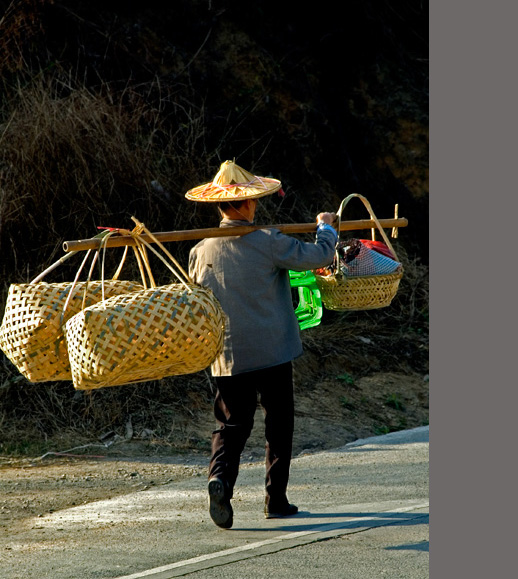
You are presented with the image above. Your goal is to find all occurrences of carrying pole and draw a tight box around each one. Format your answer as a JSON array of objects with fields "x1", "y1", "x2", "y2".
[{"x1": 63, "y1": 217, "x2": 408, "y2": 253}]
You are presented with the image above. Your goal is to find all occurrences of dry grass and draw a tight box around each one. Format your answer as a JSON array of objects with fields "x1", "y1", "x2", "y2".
[
  {"x1": 0, "y1": 68, "x2": 428, "y2": 457},
  {"x1": 0, "y1": 244, "x2": 428, "y2": 457},
  {"x1": 0, "y1": 69, "x2": 222, "y2": 454},
  {"x1": 0, "y1": 72, "x2": 217, "y2": 280}
]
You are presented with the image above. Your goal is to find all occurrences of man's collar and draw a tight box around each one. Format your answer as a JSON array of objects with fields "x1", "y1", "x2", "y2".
[{"x1": 219, "y1": 218, "x2": 255, "y2": 228}]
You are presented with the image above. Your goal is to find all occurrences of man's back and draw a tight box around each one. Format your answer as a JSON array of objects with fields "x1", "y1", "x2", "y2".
[{"x1": 189, "y1": 227, "x2": 307, "y2": 376}]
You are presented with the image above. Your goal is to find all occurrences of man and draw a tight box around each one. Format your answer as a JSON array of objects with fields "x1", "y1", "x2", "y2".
[{"x1": 186, "y1": 160, "x2": 337, "y2": 529}]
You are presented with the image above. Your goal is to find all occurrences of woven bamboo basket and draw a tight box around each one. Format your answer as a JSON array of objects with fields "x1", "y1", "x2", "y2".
[
  {"x1": 314, "y1": 194, "x2": 403, "y2": 311},
  {"x1": 0, "y1": 279, "x2": 145, "y2": 383},
  {"x1": 0, "y1": 235, "x2": 146, "y2": 383},
  {"x1": 64, "y1": 219, "x2": 225, "y2": 390}
]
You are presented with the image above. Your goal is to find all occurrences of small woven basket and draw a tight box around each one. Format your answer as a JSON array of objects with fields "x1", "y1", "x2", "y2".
[
  {"x1": 64, "y1": 219, "x2": 225, "y2": 390},
  {"x1": 314, "y1": 194, "x2": 403, "y2": 311},
  {"x1": 315, "y1": 271, "x2": 403, "y2": 311},
  {"x1": 0, "y1": 239, "x2": 145, "y2": 383}
]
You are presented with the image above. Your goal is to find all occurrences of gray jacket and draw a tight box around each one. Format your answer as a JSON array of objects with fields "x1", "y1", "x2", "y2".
[{"x1": 188, "y1": 218, "x2": 336, "y2": 376}]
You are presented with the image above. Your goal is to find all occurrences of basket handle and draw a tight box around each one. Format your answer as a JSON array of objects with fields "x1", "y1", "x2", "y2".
[
  {"x1": 59, "y1": 230, "x2": 154, "y2": 321},
  {"x1": 336, "y1": 194, "x2": 400, "y2": 262},
  {"x1": 96, "y1": 228, "x2": 156, "y2": 304},
  {"x1": 29, "y1": 230, "x2": 138, "y2": 285},
  {"x1": 128, "y1": 217, "x2": 194, "y2": 291},
  {"x1": 81, "y1": 219, "x2": 193, "y2": 312}
]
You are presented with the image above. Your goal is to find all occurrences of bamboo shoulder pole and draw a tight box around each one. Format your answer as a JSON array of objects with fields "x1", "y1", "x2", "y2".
[{"x1": 63, "y1": 217, "x2": 408, "y2": 253}]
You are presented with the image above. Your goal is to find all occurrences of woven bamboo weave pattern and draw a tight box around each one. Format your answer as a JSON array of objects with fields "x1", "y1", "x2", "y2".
[
  {"x1": 315, "y1": 271, "x2": 403, "y2": 311},
  {"x1": 64, "y1": 283, "x2": 225, "y2": 390},
  {"x1": 0, "y1": 280, "x2": 144, "y2": 382}
]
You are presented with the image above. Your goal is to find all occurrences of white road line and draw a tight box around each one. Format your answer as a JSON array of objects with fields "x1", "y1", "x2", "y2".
[{"x1": 114, "y1": 502, "x2": 429, "y2": 579}]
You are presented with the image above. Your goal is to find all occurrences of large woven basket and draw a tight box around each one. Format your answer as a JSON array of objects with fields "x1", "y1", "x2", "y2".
[
  {"x1": 65, "y1": 283, "x2": 225, "y2": 390},
  {"x1": 314, "y1": 194, "x2": 403, "y2": 311},
  {"x1": 64, "y1": 219, "x2": 225, "y2": 390},
  {"x1": 0, "y1": 241, "x2": 145, "y2": 383},
  {"x1": 0, "y1": 279, "x2": 145, "y2": 383}
]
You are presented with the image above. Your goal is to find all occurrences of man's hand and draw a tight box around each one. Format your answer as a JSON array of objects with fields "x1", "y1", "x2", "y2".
[{"x1": 316, "y1": 212, "x2": 338, "y2": 229}]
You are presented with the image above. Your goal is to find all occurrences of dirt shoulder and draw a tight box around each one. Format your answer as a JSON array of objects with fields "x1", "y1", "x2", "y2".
[{"x1": 0, "y1": 370, "x2": 428, "y2": 536}]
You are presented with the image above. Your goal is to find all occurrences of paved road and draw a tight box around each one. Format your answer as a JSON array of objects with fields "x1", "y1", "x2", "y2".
[{"x1": 2, "y1": 426, "x2": 429, "y2": 578}]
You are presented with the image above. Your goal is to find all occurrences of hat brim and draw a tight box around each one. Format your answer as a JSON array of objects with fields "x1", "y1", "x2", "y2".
[{"x1": 185, "y1": 176, "x2": 282, "y2": 202}]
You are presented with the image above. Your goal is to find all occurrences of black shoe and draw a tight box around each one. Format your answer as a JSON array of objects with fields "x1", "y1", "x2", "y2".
[
  {"x1": 208, "y1": 477, "x2": 233, "y2": 529},
  {"x1": 264, "y1": 502, "x2": 299, "y2": 519}
]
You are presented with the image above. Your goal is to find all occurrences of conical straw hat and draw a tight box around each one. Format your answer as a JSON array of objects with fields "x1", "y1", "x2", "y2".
[{"x1": 185, "y1": 160, "x2": 282, "y2": 202}]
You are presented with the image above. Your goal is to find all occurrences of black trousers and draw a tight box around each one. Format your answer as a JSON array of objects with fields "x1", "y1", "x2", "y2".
[{"x1": 209, "y1": 362, "x2": 294, "y2": 505}]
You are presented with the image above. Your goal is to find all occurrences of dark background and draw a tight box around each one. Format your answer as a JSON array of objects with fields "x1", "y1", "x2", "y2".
[
  {"x1": 0, "y1": 0, "x2": 428, "y2": 267},
  {"x1": 0, "y1": 0, "x2": 428, "y2": 453}
]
